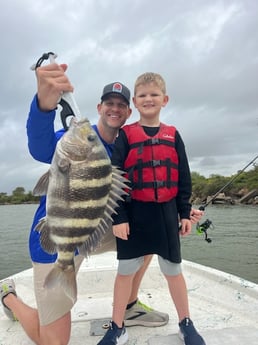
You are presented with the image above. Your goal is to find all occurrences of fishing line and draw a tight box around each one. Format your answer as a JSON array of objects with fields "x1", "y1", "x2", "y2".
[{"x1": 196, "y1": 154, "x2": 258, "y2": 243}]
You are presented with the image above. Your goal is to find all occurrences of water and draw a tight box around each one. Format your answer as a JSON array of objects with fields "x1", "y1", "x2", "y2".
[
  {"x1": 181, "y1": 204, "x2": 258, "y2": 284},
  {"x1": 0, "y1": 204, "x2": 257, "y2": 283},
  {"x1": 0, "y1": 204, "x2": 37, "y2": 280}
]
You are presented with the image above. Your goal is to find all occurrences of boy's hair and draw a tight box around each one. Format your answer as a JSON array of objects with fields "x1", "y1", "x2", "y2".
[{"x1": 134, "y1": 72, "x2": 166, "y2": 94}]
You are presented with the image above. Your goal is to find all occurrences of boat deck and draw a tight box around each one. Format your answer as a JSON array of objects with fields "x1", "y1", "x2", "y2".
[{"x1": 1, "y1": 253, "x2": 258, "y2": 344}]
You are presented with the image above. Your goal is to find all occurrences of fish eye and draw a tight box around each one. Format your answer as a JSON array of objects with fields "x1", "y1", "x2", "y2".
[{"x1": 87, "y1": 134, "x2": 96, "y2": 142}]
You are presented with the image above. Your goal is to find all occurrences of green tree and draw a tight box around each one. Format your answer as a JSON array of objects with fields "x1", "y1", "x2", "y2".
[
  {"x1": 12, "y1": 187, "x2": 26, "y2": 196},
  {"x1": 11, "y1": 187, "x2": 27, "y2": 204}
]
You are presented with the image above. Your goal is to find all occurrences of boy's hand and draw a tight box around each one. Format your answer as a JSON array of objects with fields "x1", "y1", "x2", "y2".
[
  {"x1": 190, "y1": 208, "x2": 204, "y2": 224},
  {"x1": 113, "y1": 223, "x2": 130, "y2": 240},
  {"x1": 179, "y1": 219, "x2": 192, "y2": 237}
]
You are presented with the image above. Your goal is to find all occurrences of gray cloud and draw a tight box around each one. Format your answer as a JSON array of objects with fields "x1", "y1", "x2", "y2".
[{"x1": 0, "y1": 0, "x2": 257, "y2": 194}]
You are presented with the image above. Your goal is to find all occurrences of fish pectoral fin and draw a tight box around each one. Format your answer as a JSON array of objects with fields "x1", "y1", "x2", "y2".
[
  {"x1": 44, "y1": 265, "x2": 77, "y2": 302},
  {"x1": 57, "y1": 157, "x2": 70, "y2": 173},
  {"x1": 35, "y1": 218, "x2": 56, "y2": 254},
  {"x1": 33, "y1": 171, "x2": 50, "y2": 195}
]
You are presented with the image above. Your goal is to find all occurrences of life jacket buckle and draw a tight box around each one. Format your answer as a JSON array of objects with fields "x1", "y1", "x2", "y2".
[
  {"x1": 151, "y1": 138, "x2": 160, "y2": 145},
  {"x1": 152, "y1": 160, "x2": 161, "y2": 167},
  {"x1": 153, "y1": 180, "x2": 165, "y2": 188}
]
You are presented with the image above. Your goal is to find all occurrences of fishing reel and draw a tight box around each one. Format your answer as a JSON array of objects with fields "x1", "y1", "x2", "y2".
[{"x1": 196, "y1": 219, "x2": 214, "y2": 243}]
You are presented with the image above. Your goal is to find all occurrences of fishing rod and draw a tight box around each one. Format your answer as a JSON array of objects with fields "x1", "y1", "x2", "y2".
[{"x1": 196, "y1": 154, "x2": 258, "y2": 243}]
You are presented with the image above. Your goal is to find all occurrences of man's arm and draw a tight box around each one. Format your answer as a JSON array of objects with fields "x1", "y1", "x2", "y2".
[
  {"x1": 26, "y1": 95, "x2": 58, "y2": 163},
  {"x1": 26, "y1": 63, "x2": 73, "y2": 163}
]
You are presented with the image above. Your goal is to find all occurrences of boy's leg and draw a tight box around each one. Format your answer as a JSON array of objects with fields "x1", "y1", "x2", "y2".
[
  {"x1": 158, "y1": 256, "x2": 189, "y2": 320},
  {"x1": 160, "y1": 257, "x2": 206, "y2": 345},
  {"x1": 128, "y1": 254, "x2": 153, "y2": 303},
  {"x1": 113, "y1": 273, "x2": 135, "y2": 327},
  {"x1": 98, "y1": 258, "x2": 139, "y2": 345},
  {"x1": 165, "y1": 272, "x2": 189, "y2": 320},
  {"x1": 93, "y1": 233, "x2": 169, "y2": 326},
  {"x1": 125, "y1": 254, "x2": 169, "y2": 327},
  {"x1": 97, "y1": 273, "x2": 132, "y2": 344}
]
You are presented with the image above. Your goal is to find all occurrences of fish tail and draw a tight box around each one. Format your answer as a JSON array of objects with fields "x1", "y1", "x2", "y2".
[{"x1": 44, "y1": 264, "x2": 77, "y2": 302}]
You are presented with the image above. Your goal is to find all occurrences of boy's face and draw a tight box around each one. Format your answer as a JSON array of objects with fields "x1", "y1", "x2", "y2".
[
  {"x1": 133, "y1": 82, "x2": 168, "y2": 119},
  {"x1": 97, "y1": 95, "x2": 132, "y2": 130}
]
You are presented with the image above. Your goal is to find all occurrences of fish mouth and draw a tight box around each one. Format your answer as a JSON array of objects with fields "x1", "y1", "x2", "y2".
[
  {"x1": 67, "y1": 118, "x2": 97, "y2": 142},
  {"x1": 69, "y1": 117, "x2": 91, "y2": 128}
]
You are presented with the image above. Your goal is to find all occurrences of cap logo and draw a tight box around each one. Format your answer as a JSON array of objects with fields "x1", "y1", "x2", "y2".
[{"x1": 112, "y1": 83, "x2": 123, "y2": 93}]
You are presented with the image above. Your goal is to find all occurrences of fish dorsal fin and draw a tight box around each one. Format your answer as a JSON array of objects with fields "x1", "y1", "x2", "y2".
[
  {"x1": 33, "y1": 171, "x2": 50, "y2": 196},
  {"x1": 78, "y1": 166, "x2": 129, "y2": 257}
]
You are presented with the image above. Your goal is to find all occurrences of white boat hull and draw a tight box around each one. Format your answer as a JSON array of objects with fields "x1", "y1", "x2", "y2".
[{"x1": 1, "y1": 253, "x2": 258, "y2": 344}]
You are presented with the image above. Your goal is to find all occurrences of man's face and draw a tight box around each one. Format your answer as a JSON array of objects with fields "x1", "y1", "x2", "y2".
[{"x1": 97, "y1": 95, "x2": 132, "y2": 129}]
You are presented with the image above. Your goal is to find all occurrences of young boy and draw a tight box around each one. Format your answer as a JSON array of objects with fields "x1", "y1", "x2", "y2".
[{"x1": 98, "y1": 73, "x2": 206, "y2": 345}]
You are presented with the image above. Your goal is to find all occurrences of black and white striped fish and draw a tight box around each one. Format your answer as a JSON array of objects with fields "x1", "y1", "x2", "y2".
[{"x1": 33, "y1": 117, "x2": 128, "y2": 301}]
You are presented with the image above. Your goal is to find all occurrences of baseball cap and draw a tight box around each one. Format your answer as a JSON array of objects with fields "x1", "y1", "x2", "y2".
[{"x1": 101, "y1": 82, "x2": 130, "y2": 105}]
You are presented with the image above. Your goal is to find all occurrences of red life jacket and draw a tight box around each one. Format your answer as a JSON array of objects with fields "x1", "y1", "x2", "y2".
[{"x1": 123, "y1": 122, "x2": 179, "y2": 202}]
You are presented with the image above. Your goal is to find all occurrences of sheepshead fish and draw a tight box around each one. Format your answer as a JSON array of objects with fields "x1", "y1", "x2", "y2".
[{"x1": 33, "y1": 117, "x2": 128, "y2": 301}]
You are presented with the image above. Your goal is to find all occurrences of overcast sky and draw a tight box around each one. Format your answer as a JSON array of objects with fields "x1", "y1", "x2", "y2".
[{"x1": 0, "y1": 0, "x2": 257, "y2": 195}]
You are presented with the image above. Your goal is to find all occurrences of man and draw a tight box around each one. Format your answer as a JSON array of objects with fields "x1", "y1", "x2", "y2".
[{"x1": 0, "y1": 62, "x2": 203, "y2": 345}]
